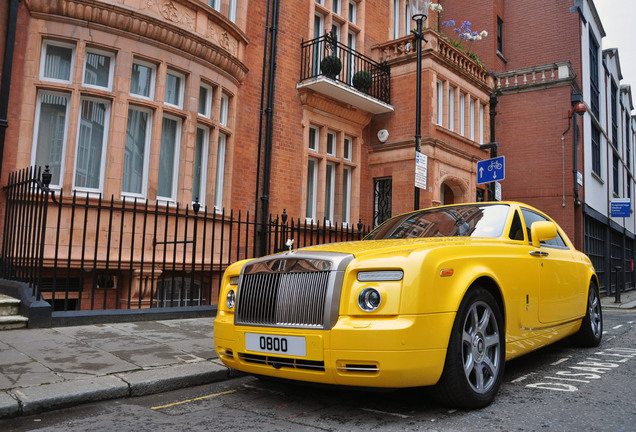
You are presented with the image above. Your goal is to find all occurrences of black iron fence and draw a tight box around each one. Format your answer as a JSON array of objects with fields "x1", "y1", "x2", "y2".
[
  {"x1": 300, "y1": 33, "x2": 391, "y2": 104},
  {"x1": 1, "y1": 166, "x2": 370, "y2": 313}
]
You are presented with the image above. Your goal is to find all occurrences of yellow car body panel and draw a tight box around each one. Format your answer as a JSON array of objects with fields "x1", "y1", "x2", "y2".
[{"x1": 214, "y1": 202, "x2": 598, "y2": 389}]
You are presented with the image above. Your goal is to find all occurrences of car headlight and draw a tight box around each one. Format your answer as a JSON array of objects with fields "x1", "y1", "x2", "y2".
[
  {"x1": 226, "y1": 289, "x2": 236, "y2": 309},
  {"x1": 357, "y1": 270, "x2": 403, "y2": 282},
  {"x1": 358, "y1": 287, "x2": 382, "y2": 312}
]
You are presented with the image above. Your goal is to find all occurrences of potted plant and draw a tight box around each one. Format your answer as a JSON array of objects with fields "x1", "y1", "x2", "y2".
[
  {"x1": 320, "y1": 55, "x2": 342, "y2": 79},
  {"x1": 352, "y1": 70, "x2": 372, "y2": 93}
]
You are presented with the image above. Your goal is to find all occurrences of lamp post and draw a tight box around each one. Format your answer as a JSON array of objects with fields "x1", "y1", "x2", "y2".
[{"x1": 411, "y1": 0, "x2": 429, "y2": 210}]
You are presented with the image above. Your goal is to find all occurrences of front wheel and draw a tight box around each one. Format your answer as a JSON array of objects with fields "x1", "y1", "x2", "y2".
[
  {"x1": 434, "y1": 287, "x2": 505, "y2": 409},
  {"x1": 570, "y1": 282, "x2": 603, "y2": 347}
]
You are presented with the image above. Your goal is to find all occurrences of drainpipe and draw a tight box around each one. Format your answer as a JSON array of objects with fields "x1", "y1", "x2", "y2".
[
  {"x1": 0, "y1": 0, "x2": 20, "y2": 182},
  {"x1": 258, "y1": 0, "x2": 280, "y2": 256},
  {"x1": 253, "y1": 0, "x2": 272, "y2": 256}
]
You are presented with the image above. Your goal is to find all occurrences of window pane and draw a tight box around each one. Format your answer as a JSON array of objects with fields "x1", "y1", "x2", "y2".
[
  {"x1": 309, "y1": 127, "x2": 319, "y2": 151},
  {"x1": 220, "y1": 93, "x2": 229, "y2": 126},
  {"x1": 123, "y1": 108, "x2": 149, "y2": 195},
  {"x1": 449, "y1": 87, "x2": 455, "y2": 132},
  {"x1": 165, "y1": 73, "x2": 181, "y2": 106},
  {"x1": 198, "y1": 86, "x2": 209, "y2": 116},
  {"x1": 327, "y1": 132, "x2": 335, "y2": 155},
  {"x1": 34, "y1": 93, "x2": 69, "y2": 186},
  {"x1": 342, "y1": 167, "x2": 351, "y2": 224},
  {"x1": 208, "y1": 0, "x2": 220, "y2": 11},
  {"x1": 43, "y1": 44, "x2": 73, "y2": 82},
  {"x1": 306, "y1": 159, "x2": 316, "y2": 219},
  {"x1": 75, "y1": 99, "x2": 108, "y2": 189},
  {"x1": 130, "y1": 63, "x2": 153, "y2": 97},
  {"x1": 194, "y1": 128, "x2": 207, "y2": 203},
  {"x1": 158, "y1": 117, "x2": 179, "y2": 199},
  {"x1": 215, "y1": 133, "x2": 227, "y2": 210},
  {"x1": 229, "y1": 0, "x2": 237, "y2": 22},
  {"x1": 84, "y1": 52, "x2": 111, "y2": 88},
  {"x1": 325, "y1": 163, "x2": 334, "y2": 222},
  {"x1": 344, "y1": 137, "x2": 351, "y2": 160}
]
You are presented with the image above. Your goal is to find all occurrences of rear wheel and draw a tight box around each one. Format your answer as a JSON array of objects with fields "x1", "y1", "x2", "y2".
[
  {"x1": 570, "y1": 282, "x2": 603, "y2": 347},
  {"x1": 434, "y1": 287, "x2": 505, "y2": 409}
]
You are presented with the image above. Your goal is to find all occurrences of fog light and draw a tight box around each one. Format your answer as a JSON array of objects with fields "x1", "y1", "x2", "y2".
[
  {"x1": 226, "y1": 289, "x2": 236, "y2": 309},
  {"x1": 358, "y1": 288, "x2": 381, "y2": 312}
]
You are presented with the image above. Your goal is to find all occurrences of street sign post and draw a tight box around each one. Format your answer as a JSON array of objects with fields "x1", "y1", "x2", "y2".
[{"x1": 477, "y1": 156, "x2": 505, "y2": 185}]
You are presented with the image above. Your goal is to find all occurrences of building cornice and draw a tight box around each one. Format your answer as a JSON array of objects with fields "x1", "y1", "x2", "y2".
[{"x1": 24, "y1": 0, "x2": 249, "y2": 84}]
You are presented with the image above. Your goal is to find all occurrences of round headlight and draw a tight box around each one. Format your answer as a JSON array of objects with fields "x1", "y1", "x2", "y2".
[
  {"x1": 226, "y1": 289, "x2": 236, "y2": 309},
  {"x1": 358, "y1": 287, "x2": 381, "y2": 312}
]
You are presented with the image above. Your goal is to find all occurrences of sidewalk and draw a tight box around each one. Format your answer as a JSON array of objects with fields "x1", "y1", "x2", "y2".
[
  {"x1": 0, "y1": 317, "x2": 231, "y2": 419},
  {"x1": 1, "y1": 290, "x2": 635, "y2": 420}
]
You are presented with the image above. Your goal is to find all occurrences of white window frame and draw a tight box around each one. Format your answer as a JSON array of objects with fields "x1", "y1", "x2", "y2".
[
  {"x1": 342, "y1": 166, "x2": 351, "y2": 227},
  {"x1": 198, "y1": 82, "x2": 213, "y2": 119},
  {"x1": 333, "y1": 0, "x2": 341, "y2": 15},
  {"x1": 31, "y1": 90, "x2": 71, "y2": 188},
  {"x1": 82, "y1": 47, "x2": 115, "y2": 91},
  {"x1": 405, "y1": 1, "x2": 412, "y2": 36},
  {"x1": 327, "y1": 131, "x2": 337, "y2": 156},
  {"x1": 479, "y1": 103, "x2": 485, "y2": 144},
  {"x1": 393, "y1": 0, "x2": 400, "y2": 39},
  {"x1": 229, "y1": 0, "x2": 237, "y2": 23},
  {"x1": 215, "y1": 132, "x2": 227, "y2": 212},
  {"x1": 72, "y1": 97, "x2": 111, "y2": 193},
  {"x1": 448, "y1": 87, "x2": 455, "y2": 132},
  {"x1": 343, "y1": 136, "x2": 352, "y2": 161},
  {"x1": 164, "y1": 69, "x2": 185, "y2": 109},
  {"x1": 194, "y1": 125, "x2": 210, "y2": 207},
  {"x1": 220, "y1": 92, "x2": 230, "y2": 126},
  {"x1": 349, "y1": 1, "x2": 357, "y2": 24},
  {"x1": 325, "y1": 163, "x2": 336, "y2": 225},
  {"x1": 309, "y1": 126, "x2": 319, "y2": 151},
  {"x1": 122, "y1": 106, "x2": 152, "y2": 199},
  {"x1": 40, "y1": 40, "x2": 75, "y2": 84},
  {"x1": 130, "y1": 59, "x2": 156, "y2": 101},
  {"x1": 459, "y1": 93, "x2": 465, "y2": 137},
  {"x1": 436, "y1": 80, "x2": 444, "y2": 126},
  {"x1": 470, "y1": 98, "x2": 475, "y2": 141},
  {"x1": 157, "y1": 114, "x2": 182, "y2": 203},
  {"x1": 306, "y1": 158, "x2": 318, "y2": 223}
]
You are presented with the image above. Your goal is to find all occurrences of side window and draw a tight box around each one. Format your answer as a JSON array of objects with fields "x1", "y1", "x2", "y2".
[
  {"x1": 520, "y1": 209, "x2": 568, "y2": 248},
  {"x1": 508, "y1": 211, "x2": 524, "y2": 241}
]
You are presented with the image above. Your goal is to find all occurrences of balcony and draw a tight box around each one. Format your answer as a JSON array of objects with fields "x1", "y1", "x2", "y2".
[{"x1": 298, "y1": 34, "x2": 393, "y2": 115}]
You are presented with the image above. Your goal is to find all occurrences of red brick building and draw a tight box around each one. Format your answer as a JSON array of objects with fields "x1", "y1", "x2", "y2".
[{"x1": 0, "y1": 0, "x2": 632, "y2": 314}]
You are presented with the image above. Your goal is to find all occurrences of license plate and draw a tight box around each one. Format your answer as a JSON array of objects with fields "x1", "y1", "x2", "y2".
[{"x1": 245, "y1": 333, "x2": 306, "y2": 357}]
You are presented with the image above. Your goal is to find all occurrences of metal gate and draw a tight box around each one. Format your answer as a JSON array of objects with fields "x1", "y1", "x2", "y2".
[{"x1": 373, "y1": 177, "x2": 392, "y2": 228}]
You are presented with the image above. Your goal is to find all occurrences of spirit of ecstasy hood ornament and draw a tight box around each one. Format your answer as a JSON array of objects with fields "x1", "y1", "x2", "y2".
[{"x1": 285, "y1": 239, "x2": 294, "y2": 253}]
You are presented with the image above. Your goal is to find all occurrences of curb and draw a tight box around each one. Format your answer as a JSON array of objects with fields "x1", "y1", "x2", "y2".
[{"x1": 0, "y1": 361, "x2": 230, "y2": 419}]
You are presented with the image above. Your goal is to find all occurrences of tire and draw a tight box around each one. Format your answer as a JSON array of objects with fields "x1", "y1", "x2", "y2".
[
  {"x1": 570, "y1": 282, "x2": 603, "y2": 347},
  {"x1": 434, "y1": 287, "x2": 505, "y2": 409}
]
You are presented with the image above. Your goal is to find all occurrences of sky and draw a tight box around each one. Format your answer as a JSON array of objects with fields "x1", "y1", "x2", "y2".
[{"x1": 594, "y1": 0, "x2": 636, "y2": 114}]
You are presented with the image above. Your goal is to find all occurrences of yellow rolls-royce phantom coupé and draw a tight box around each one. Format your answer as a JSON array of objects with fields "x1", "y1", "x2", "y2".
[{"x1": 214, "y1": 202, "x2": 602, "y2": 408}]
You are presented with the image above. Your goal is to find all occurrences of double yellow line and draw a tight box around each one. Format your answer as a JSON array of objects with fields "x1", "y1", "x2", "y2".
[{"x1": 151, "y1": 389, "x2": 238, "y2": 410}]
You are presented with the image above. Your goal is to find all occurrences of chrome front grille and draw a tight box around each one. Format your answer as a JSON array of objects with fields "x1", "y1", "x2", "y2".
[
  {"x1": 234, "y1": 251, "x2": 353, "y2": 329},
  {"x1": 237, "y1": 271, "x2": 330, "y2": 327}
]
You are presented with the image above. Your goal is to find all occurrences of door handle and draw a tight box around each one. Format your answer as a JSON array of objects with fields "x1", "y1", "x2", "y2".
[{"x1": 529, "y1": 250, "x2": 549, "y2": 257}]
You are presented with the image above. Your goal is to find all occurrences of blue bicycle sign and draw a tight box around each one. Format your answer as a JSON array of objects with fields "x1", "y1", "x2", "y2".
[{"x1": 477, "y1": 156, "x2": 505, "y2": 184}]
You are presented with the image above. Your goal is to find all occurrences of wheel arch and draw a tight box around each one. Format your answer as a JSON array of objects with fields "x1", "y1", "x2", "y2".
[{"x1": 469, "y1": 276, "x2": 506, "y2": 329}]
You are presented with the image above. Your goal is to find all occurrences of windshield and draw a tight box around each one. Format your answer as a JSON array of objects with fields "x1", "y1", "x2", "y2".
[{"x1": 365, "y1": 204, "x2": 510, "y2": 240}]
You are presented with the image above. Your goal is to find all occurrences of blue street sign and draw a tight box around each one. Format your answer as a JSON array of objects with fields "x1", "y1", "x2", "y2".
[
  {"x1": 610, "y1": 199, "x2": 631, "y2": 218},
  {"x1": 477, "y1": 156, "x2": 505, "y2": 184}
]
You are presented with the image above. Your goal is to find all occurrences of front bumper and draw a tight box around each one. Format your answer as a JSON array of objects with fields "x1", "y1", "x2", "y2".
[{"x1": 214, "y1": 312, "x2": 455, "y2": 388}]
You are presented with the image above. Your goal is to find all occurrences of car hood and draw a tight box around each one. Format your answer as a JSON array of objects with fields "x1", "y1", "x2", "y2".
[{"x1": 298, "y1": 237, "x2": 499, "y2": 260}]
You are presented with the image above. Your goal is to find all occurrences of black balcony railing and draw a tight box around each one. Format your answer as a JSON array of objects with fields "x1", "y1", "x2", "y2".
[
  {"x1": 0, "y1": 166, "x2": 370, "y2": 315},
  {"x1": 300, "y1": 33, "x2": 390, "y2": 105}
]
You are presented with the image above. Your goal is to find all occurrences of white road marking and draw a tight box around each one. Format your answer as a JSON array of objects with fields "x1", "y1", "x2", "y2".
[
  {"x1": 551, "y1": 357, "x2": 570, "y2": 366},
  {"x1": 361, "y1": 408, "x2": 411, "y2": 418}
]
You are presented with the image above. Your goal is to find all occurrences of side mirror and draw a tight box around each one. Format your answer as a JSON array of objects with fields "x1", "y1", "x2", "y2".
[{"x1": 530, "y1": 221, "x2": 557, "y2": 247}]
